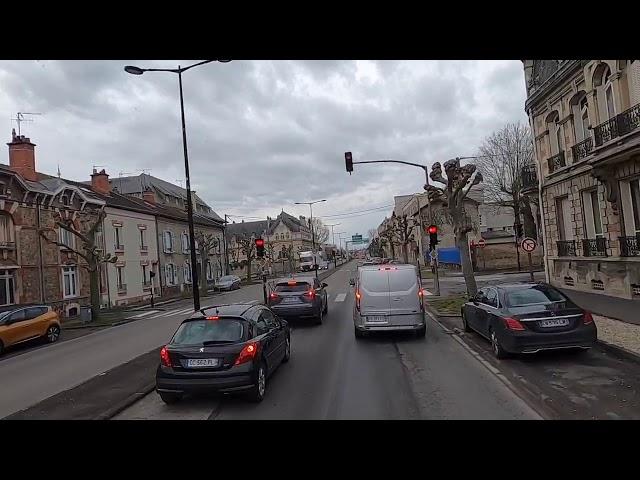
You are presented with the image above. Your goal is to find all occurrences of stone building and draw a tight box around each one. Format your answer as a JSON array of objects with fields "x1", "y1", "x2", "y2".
[{"x1": 522, "y1": 60, "x2": 640, "y2": 299}]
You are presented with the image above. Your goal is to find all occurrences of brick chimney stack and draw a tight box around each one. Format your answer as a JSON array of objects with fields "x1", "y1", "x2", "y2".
[
  {"x1": 143, "y1": 188, "x2": 156, "y2": 205},
  {"x1": 8, "y1": 128, "x2": 38, "y2": 182},
  {"x1": 91, "y1": 168, "x2": 110, "y2": 194}
]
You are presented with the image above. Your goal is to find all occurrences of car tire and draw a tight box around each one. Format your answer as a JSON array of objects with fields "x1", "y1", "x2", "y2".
[
  {"x1": 490, "y1": 329, "x2": 509, "y2": 359},
  {"x1": 354, "y1": 326, "x2": 365, "y2": 339},
  {"x1": 45, "y1": 325, "x2": 61, "y2": 344},
  {"x1": 416, "y1": 325, "x2": 426, "y2": 338},
  {"x1": 282, "y1": 336, "x2": 291, "y2": 363},
  {"x1": 0, "y1": 339, "x2": 4, "y2": 356},
  {"x1": 247, "y1": 361, "x2": 267, "y2": 403},
  {"x1": 159, "y1": 392, "x2": 183, "y2": 405},
  {"x1": 462, "y1": 310, "x2": 473, "y2": 333}
]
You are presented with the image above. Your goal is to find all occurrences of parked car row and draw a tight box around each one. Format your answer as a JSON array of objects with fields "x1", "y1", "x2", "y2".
[{"x1": 0, "y1": 305, "x2": 61, "y2": 356}]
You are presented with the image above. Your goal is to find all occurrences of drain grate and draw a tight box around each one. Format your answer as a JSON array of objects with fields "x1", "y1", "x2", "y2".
[{"x1": 591, "y1": 279, "x2": 604, "y2": 290}]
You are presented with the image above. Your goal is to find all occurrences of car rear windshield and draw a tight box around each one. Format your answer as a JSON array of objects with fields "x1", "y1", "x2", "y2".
[
  {"x1": 505, "y1": 287, "x2": 567, "y2": 307},
  {"x1": 172, "y1": 318, "x2": 245, "y2": 345},
  {"x1": 275, "y1": 282, "x2": 311, "y2": 292}
]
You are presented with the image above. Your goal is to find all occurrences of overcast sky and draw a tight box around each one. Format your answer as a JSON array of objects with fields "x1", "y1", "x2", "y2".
[{"x1": 0, "y1": 60, "x2": 528, "y2": 245}]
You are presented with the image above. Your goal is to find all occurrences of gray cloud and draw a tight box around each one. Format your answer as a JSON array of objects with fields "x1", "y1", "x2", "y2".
[{"x1": 0, "y1": 60, "x2": 528, "y2": 241}]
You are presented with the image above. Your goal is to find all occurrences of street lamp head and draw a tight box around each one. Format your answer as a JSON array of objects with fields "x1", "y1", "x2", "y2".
[{"x1": 124, "y1": 65, "x2": 145, "y2": 75}]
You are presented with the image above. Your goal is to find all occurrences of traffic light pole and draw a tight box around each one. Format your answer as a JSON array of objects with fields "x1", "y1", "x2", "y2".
[{"x1": 425, "y1": 167, "x2": 440, "y2": 296}]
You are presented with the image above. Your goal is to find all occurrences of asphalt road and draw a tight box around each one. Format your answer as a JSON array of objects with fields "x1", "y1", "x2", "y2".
[
  {"x1": 423, "y1": 271, "x2": 546, "y2": 296},
  {"x1": 116, "y1": 263, "x2": 540, "y2": 420}
]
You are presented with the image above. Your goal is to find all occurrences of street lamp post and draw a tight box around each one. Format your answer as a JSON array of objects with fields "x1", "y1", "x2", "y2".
[
  {"x1": 325, "y1": 223, "x2": 341, "y2": 268},
  {"x1": 336, "y1": 232, "x2": 346, "y2": 265},
  {"x1": 294, "y1": 199, "x2": 326, "y2": 278},
  {"x1": 125, "y1": 60, "x2": 231, "y2": 312}
]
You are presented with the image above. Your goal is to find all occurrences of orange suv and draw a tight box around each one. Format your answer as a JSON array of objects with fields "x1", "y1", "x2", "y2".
[{"x1": 0, "y1": 305, "x2": 61, "y2": 355}]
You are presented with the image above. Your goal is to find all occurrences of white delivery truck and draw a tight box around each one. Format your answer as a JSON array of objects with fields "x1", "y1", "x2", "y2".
[{"x1": 298, "y1": 250, "x2": 328, "y2": 271}]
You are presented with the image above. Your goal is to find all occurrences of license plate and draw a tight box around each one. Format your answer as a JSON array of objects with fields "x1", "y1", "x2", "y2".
[
  {"x1": 365, "y1": 316, "x2": 387, "y2": 324},
  {"x1": 282, "y1": 297, "x2": 299, "y2": 304},
  {"x1": 539, "y1": 318, "x2": 569, "y2": 328},
  {"x1": 186, "y1": 358, "x2": 219, "y2": 368}
]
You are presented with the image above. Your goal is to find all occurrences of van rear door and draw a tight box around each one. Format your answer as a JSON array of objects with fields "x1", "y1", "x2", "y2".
[
  {"x1": 387, "y1": 268, "x2": 421, "y2": 317},
  {"x1": 358, "y1": 268, "x2": 390, "y2": 315}
]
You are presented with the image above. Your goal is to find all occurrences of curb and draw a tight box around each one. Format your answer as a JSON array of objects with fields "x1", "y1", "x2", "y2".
[
  {"x1": 95, "y1": 383, "x2": 156, "y2": 420},
  {"x1": 597, "y1": 339, "x2": 640, "y2": 365}
]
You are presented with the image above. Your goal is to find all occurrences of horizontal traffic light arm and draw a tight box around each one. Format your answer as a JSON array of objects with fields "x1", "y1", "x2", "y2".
[{"x1": 352, "y1": 159, "x2": 428, "y2": 171}]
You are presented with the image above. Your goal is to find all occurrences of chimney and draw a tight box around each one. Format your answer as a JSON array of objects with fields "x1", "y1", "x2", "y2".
[
  {"x1": 299, "y1": 215, "x2": 306, "y2": 223},
  {"x1": 8, "y1": 129, "x2": 38, "y2": 182},
  {"x1": 143, "y1": 188, "x2": 156, "y2": 205},
  {"x1": 91, "y1": 168, "x2": 110, "y2": 194}
]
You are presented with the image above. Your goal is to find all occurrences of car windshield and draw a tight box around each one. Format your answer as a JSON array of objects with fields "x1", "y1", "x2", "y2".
[
  {"x1": 300, "y1": 256, "x2": 313, "y2": 263},
  {"x1": 218, "y1": 276, "x2": 235, "y2": 282},
  {"x1": 171, "y1": 319, "x2": 244, "y2": 345},
  {"x1": 505, "y1": 287, "x2": 567, "y2": 307},
  {"x1": 275, "y1": 282, "x2": 311, "y2": 292}
]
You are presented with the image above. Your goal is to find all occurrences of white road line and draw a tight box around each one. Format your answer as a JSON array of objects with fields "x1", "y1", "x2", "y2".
[
  {"x1": 126, "y1": 310, "x2": 160, "y2": 319},
  {"x1": 334, "y1": 293, "x2": 347, "y2": 302},
  {"x1": 423, "y1": 289, "x2": 434, "y2": 296}
]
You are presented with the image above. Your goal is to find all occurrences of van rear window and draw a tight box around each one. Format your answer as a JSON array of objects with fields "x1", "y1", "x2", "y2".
[
  {"x1": 389, "y1": 272, "x2": 418, "y2": 292},
  {"x1": 360, "y1": 270, "x2": 389, "y2": 292}
]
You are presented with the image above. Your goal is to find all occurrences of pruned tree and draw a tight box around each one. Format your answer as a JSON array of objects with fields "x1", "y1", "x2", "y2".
[
  {"x1": 40, "y1": 208, "x2": 117, "y2": 319},
  {"x1": 308, "y1": 217, "x2": 330, "y2": 246},
  {"x1": 235, "y1": 233, "x2": 256, "y2": 282},
  {"x1": 477, "y1": 122, "x2": 537, "y2": 239},
  {"x1": 391, "y1": 212, "x2": 416, "y2": 264},
  {"x1": 379, "y1": 224, "x2": 396, "y2": 259},
  {"x1": 428, "y1": 158, "x2": 483, "y2": 296},
  {"x1": 195, "y1": 231, "x2": 221, "y2": 296}
]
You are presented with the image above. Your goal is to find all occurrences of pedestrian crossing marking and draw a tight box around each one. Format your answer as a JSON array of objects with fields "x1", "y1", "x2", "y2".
[
  {"x1": 334, "y1": 293, "x2": 347, "y2": 302},
  {"x1": 126, "y1": 310, "x2": 160, "y2": 319}
]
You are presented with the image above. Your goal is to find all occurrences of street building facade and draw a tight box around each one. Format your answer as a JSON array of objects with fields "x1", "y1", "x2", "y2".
[{"x1": 523, "y1": 60, "x2": 640, "y2": 299}]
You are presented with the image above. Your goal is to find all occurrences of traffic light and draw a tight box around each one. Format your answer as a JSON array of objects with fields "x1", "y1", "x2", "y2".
[
  {"x1": 345, "y1": 151, "x2": 353, "y2": 174},
  {"x1": 255, "y1": 238, "x2": 265, "y2": 258},
  {"x1": 427, "y1": 225, "x2": 438, "y2": 249}
]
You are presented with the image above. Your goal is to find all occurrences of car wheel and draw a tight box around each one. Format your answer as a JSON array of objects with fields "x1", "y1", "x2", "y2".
[
  {"x1": 462, "y1": 310, "x2": 473, "y2": 333},
  {"x1": 490, "y1": 329, "x2": 509, "y2": 359},
  {"x1": 247, "y1": 361, "x2": 267, "y2": 403},
  {"x1": 0, "y1": 339, "x2": 4, "y2": 356},
  {"x1": 282, "y1": 336, "x2": 291, "y2": 363},
  {"x1": 354, "y1": 326, "x2": 365, "y2": 339},
  {"x1": 45, "y1": 325, "x2": 61, "y2": 344},
  {"x1": 415, "y1": 325, "x2": 426, "y2": 338},
  {"x1": 159, "y1": 392, "x2": 183, "y2": 405}
]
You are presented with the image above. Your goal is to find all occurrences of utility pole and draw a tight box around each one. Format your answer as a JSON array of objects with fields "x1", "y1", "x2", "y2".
[{"x1": 222, "y1": 214, "x2": 230, "y2": 275}]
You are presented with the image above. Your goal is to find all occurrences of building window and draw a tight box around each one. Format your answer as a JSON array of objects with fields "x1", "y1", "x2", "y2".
[
  {"x1": 142, "y1": 265, "x2": 149, "y2": 285},
  {"x1": 207, "y1": 261, "x2": 214, "y2": 280},
  {"x1": 620, "y1": 178, "x2": 640, "y2": 236},
  {"x1": 555, "y1": 196, "x2": 572, "y2": 241},
  {"x1": 163, "y1": 231, "x2": 173, "y2": 252},
  {"x1": 63, "y1": 266, "x2": 78, "y2": 298},
  {"x1": 60, "y1": 228, "x2": 75, "y2": 249},
  {"x1": 184, "y1": 261, "x2": 192, "y2": 284},
  {"x1": 99, "y1": 264, "x2": 108, "y2": 294},
  {"x1": 165, "y1": 263, "x2": 176, "y2": 286},
  {"x1": 95, "y1": 227, "x2": 104, "y2": 250},
  {"x1": 286, "y1": 232, "x2": 290, "y2": 240},
  {"x1": 582, "y1": 189, "x2": 604, "y2": 239},
  {"x1": 0, "y1": 215, "x2": 13, "y2": 245},
  {"x1": 580, "y1": 97, "x2": 590, "y2": 141},
  {"x1": 140, "y1": 229, "x2": 147, "y2": 249},
  {"x1": 182, "y1": 232, "x2": 190, "y2": 253},
  {"x1": 114, "y1": 226, "x2": 123, "y2": 250},
  {"x1": 116, "y1": 266, "x2": 126, "y2": 290},
  {"x1": 0, "y1": 269, "x2": 16, "y2": 306}
]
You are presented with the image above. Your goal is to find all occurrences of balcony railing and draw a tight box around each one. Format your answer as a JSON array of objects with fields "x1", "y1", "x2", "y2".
[
  {"x1": 0, "y1": 241, "x2": 16, "y2": 250},
  {"x1": 547, "y1": 151, "x2": 566, "y2": 173},
  {"x1": 521, "y1": 164, "x2": 538, "y2": 191},
  {"x1": 571, "y1": 137, "x2": 594, "y2": 162},
  {"x1": 582, "y1": 238, "x2": 608, "y2": 257},
  {"x1": 140, "y1": 245, "x2": 148, "y2": 251},
  {"x1": 619, "y1": 235, "x2": 640, "y2": 257},
  {"x1": 114, "y1": 243, "x2": 124, "y2": 251},
  {"x1": 143, "y1": 280, "x2": 152, "y2": 289},
  {"x1": 117, "y1": 283, "x2": 127, "y2": 293},
  {"x1": 594, "y1": 103, "x2": 640, "y2": 147},
  {"x1": 557, "y1": 240, "x2": 576, "y2": 256}
]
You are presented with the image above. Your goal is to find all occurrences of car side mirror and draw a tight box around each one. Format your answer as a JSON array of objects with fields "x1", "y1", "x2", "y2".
[
  {"x1": 321, "y1": 282, "x2": 328, "y2": 288},
  {"x1": 349, "y1": 279, "x2": 355, "y2": 286}
]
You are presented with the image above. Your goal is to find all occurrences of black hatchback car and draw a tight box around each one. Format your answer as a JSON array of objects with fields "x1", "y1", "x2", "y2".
[
  {"x1": 267, "y1": 276, "x2": 328, "y2": 324},
  {"x1": 461, "y1": 283, "x2": 597, "y2": 358},
  {"x1": 156, "y1": 303, "x2": 290, "y2": 404}
]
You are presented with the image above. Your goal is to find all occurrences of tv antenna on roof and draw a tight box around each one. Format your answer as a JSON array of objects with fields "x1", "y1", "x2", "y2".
[{"x1": 11, "y1": 112, "x2": 42, "y2": 137}]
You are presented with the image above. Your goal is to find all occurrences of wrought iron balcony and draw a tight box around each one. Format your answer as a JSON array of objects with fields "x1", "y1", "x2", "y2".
[
  {"x1": 547, "y1": 151, "x2": 566, "y2": 173},
  {"x1": 594, "y1": 103, "x2": 640, "y2": 147},
  {"x1": 114, "y1": 243, "x2": 124, "y2": 251},
  {"x1": 619, "y1": 235, "x2": 640, "y2": 257},
  {"x1": 557, "y1": 240, "x2": 576, "y2": 256},
  {"x1": 582, "y1": 238, "x2": 607, "y2": 257},
  {"x1": 571, "y1": 137, "x2": 594, "y2": 162},
  {"x1": 0, "y1": 241, "x2": 16, "y2": 250},
  {"x1": 521, "y1": 164, "x2": 538, "y2": 192},
  {"x1": 140, "y1": 245, "x2": 148, "y2": 251}
]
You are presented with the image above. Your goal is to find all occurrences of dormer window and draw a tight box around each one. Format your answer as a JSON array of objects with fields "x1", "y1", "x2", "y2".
[{"x1": 61, "y1": 194, "x2": 70, "y2": 206}]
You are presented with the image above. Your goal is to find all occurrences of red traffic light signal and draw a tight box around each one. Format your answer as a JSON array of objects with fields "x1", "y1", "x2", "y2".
[
  {"x1": 427, "y1": 225, "x2": 438, "y2": 235},
  {"x1": 345, "y1": 151, "x2": 353, "y2": 174},
  {"x1": 255, "y1": 238, "x2": 265, "y2": 247},
  {"x1": 255, "y1": 238, "x2": 265, "y2": 258}
]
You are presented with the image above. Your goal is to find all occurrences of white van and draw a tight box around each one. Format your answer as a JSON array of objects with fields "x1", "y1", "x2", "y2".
[{"x1": 351, "y1": 264, "x2": 426, "y2": 338}]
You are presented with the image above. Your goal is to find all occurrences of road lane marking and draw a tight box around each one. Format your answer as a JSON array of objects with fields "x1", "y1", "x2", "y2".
[
  {"x1": 422, "y1": 289, "x2": 433, "y2": 296},
  {"x1": 127, "y1": 310, "x2": 160, "y2": 319},
  {"x1": 334, "y1": 293, "x2": 347, "y2": 302}
]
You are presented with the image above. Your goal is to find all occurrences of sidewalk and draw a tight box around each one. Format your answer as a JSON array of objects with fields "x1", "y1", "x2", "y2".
[{"x1": 559, "y1": 288, "x2": 638, "y2": 325}]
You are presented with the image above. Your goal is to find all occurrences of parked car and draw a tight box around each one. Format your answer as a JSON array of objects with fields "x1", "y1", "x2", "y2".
[
  {"x1": 461, "y1": 283, "x2": 597, "y2": 358},
  {"x1": 267, "y1": 276, "x2": 328, "y2": 324},
  {"x1": 0, "y1": 305, "x2": 61, "y2": 355},
  {"x1": 156, "y1": 303, "x2": 291, "y2": 404},
  {"x1": 215, "y1": 275, "x2": 241, "y2": 291},
  {"x1": 351, "y1": 264, "x2": 426, "y2": 338}
]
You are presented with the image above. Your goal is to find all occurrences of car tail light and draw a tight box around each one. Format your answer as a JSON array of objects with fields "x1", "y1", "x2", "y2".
[
  {"x1": 234, "y1": 342, "x2": 259, "y2": 366},
  {"x1": 418, "y1": 289, "x2": 425, "y2": 311},
  {"x1": 160, "y1": 345, "x2": 172, "y2": 367},
  {"x1": 503, "y1": 317, "x2": 525, "y2": 331},
  {"x1": 269, "y1": 292, "x2": 279, "y2": 301},
  {"x1": 305, "y1": 289, "x2": 316, "y2": 299},
  {"x1": 583, "y1": 311, "x2": 594, "y2": 324},
  {"x1": 206, "y1": 316, "x2": 219, "y2": 320},
  {"x1": 355, "y1": 290, "x2": 361, "y2": 311}
]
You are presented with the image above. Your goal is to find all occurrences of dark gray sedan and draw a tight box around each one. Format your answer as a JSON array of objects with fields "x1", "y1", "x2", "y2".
[
  {"x1": 461, "y1": 283, "x2": 597, "y2": 358},
  {"x1": 215, "y1": 275, "x2": 241, "y2": 291},
  {"x1": 267, "y1": 276, "x2": 328, "y2": 325}
]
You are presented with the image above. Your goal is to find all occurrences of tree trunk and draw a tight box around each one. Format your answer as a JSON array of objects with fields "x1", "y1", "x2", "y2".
[
  {"x1": 521, "y1": 199, "x2": 537, "y2": 239},
  {"x1": 200, "y1": 259, "x2": 208, "y2": 297},
  {"x1": 246, "y1": 259, "x2": 252, "y2": 283},
  {"x1": 89, "y1": 266, "x2": 101, "y2": 320},
  {"x1": 456, "y1": 232, "x2": 478, "y2": 297},
  {"x1": 402, "y1": 243, "x2": 409, "y2": 263}
]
